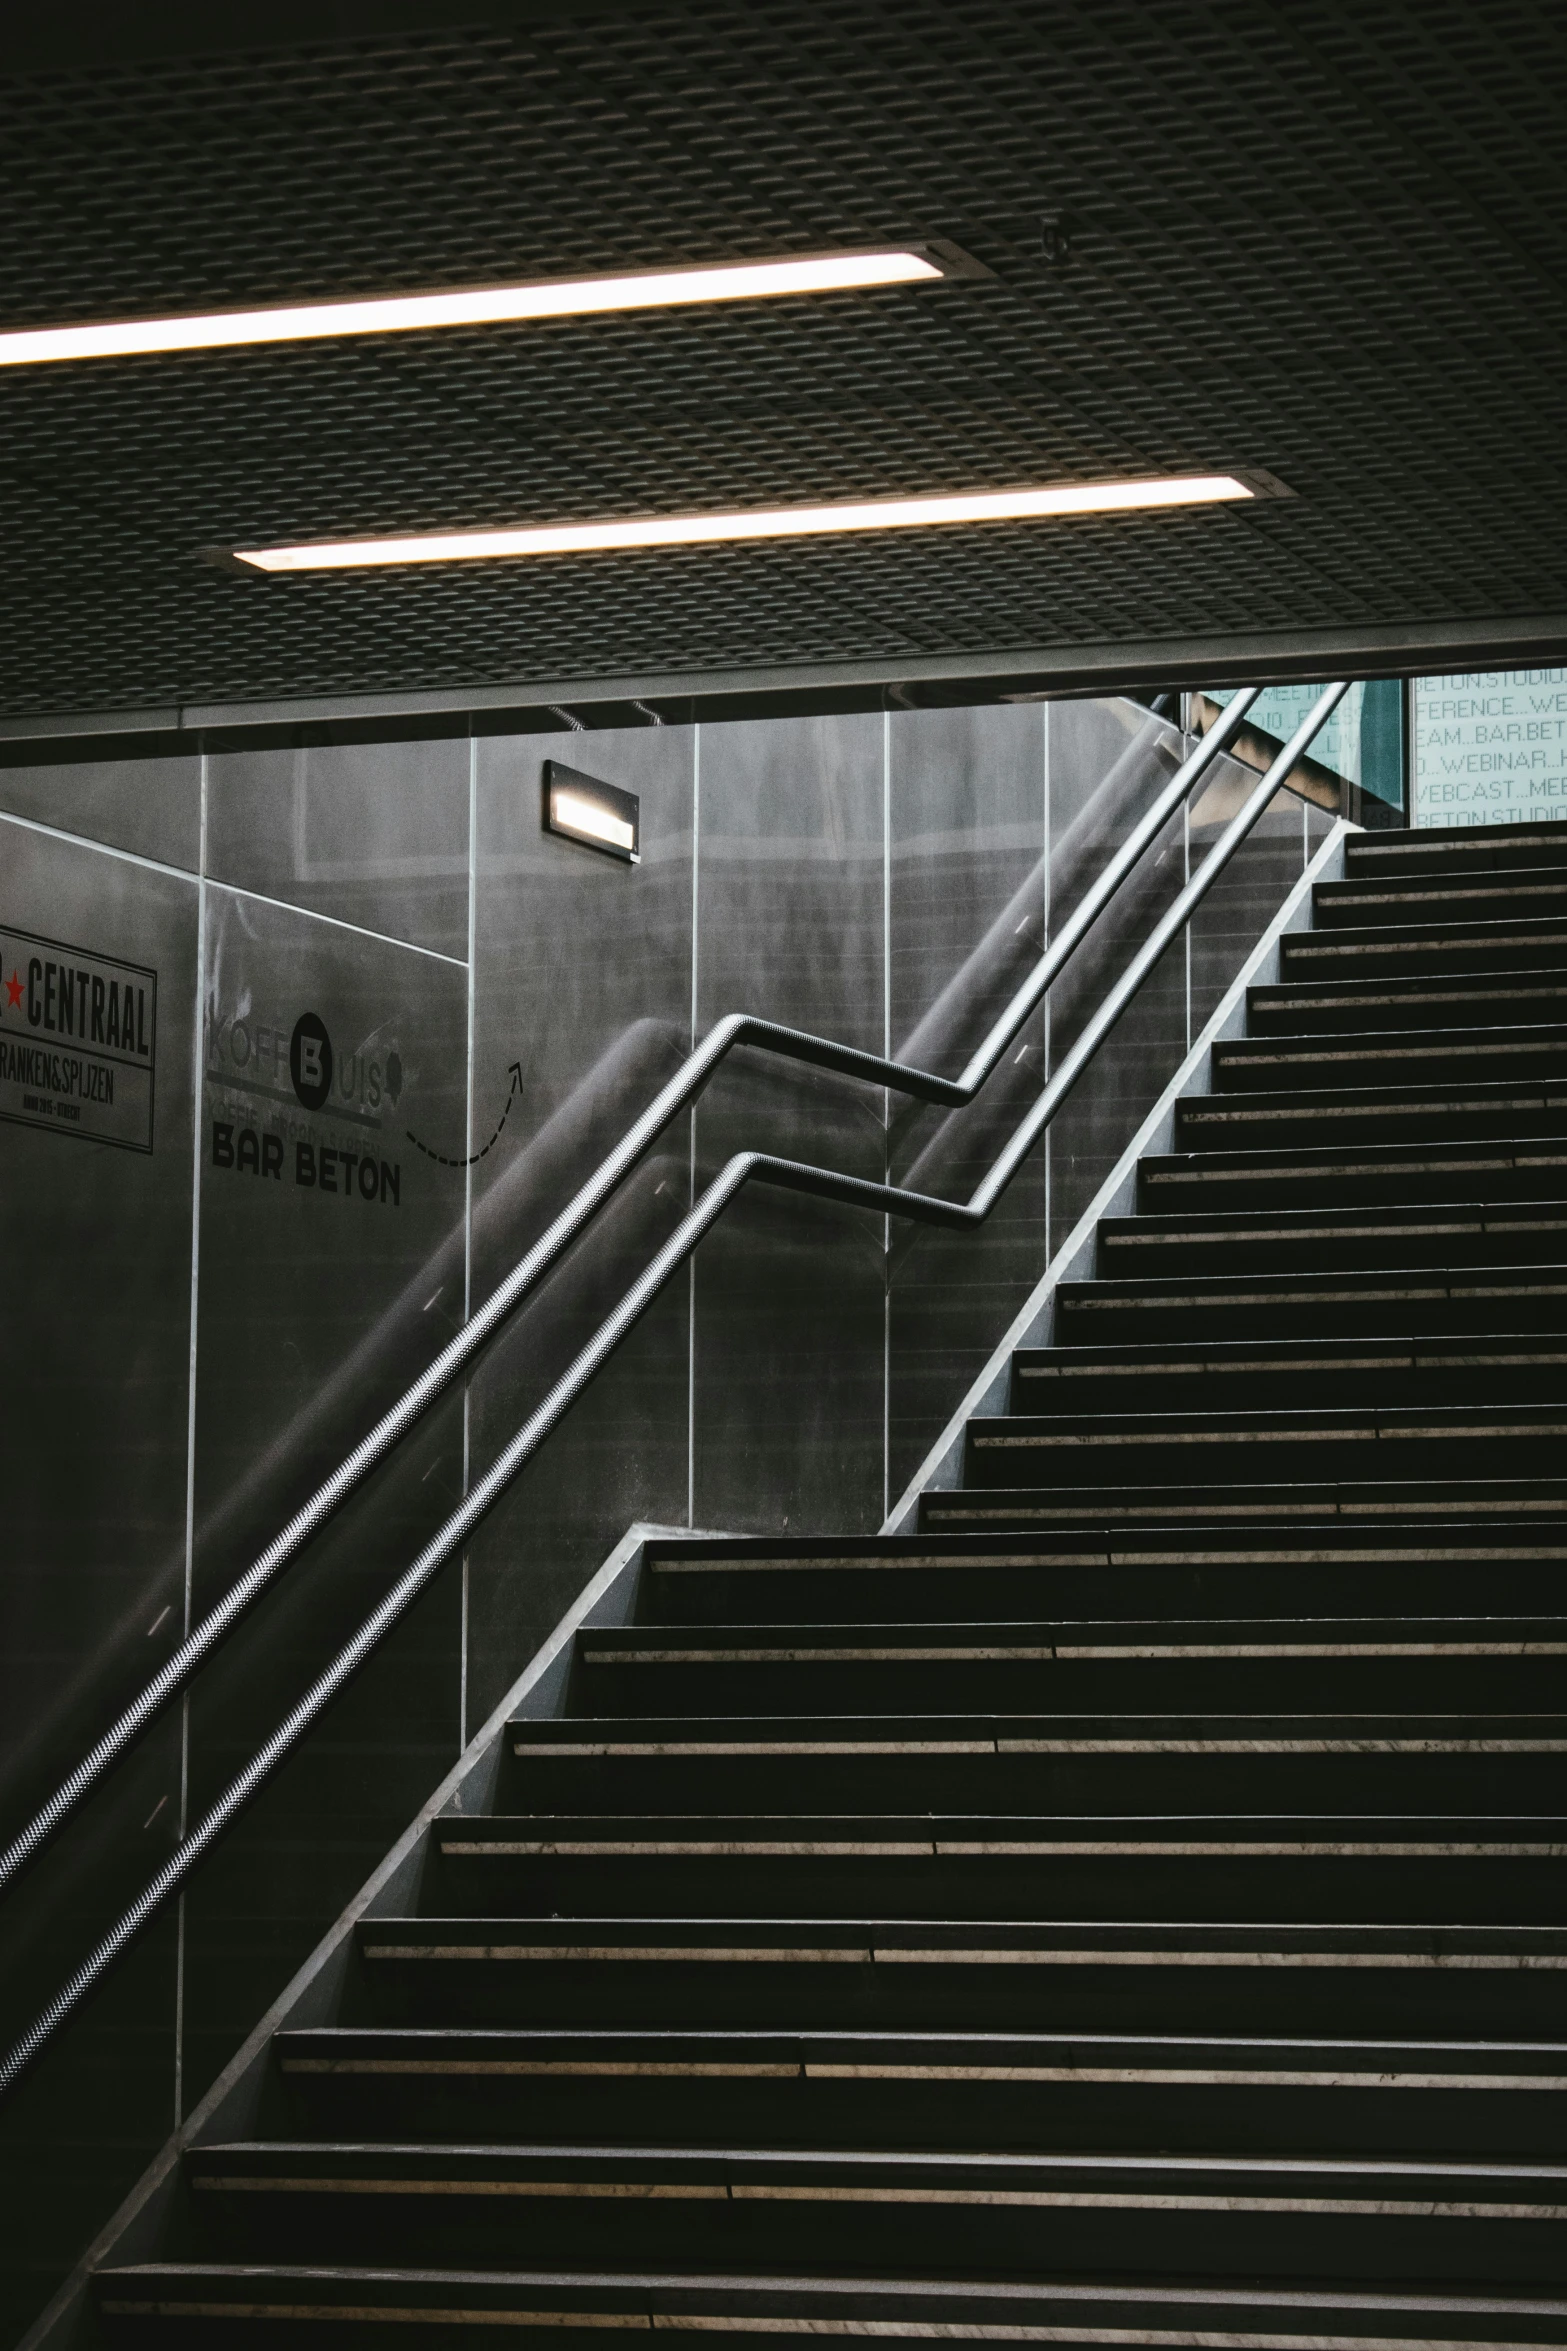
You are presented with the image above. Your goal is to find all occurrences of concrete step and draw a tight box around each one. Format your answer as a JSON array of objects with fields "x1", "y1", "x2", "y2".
[
  {"x1": 1279, "y1": 915, "x2": 1567, "y2": 983},
  {"x1": 1314, "y1": 872, "x2": 1567, "y2": 932},
  {"x1": 422, "y1": 1808, "x2": 1567, "y2": 1924},
  {"x1": 1052, "y1": 1259, "x2": 1567, "y2": 1343},
  {"x1": 95, "y1": 2262, "x2": 1567, "y2": 2346},
  {"x1": 920, "y1": 1476, "x2": 1567, "y2": 1533},
  {"x1": 1175, "y1": 1078, "x2": 1567, "y2": 1150},
  {"x1": 635, "y1": 1522, "x2": 1567, "y2": 1623},
  {"x1": 1344, "y1": 822, "x2": 1567, "y2": 880},
  {"x1": 1248, "y1": 973, "x2": 1567, "y2": 1036},
  {"x1": 1210, "y1": 1024, "x2": 1567, "y2": 1094},
  {"x1": 1137, "y1": 1138, "x2": 1567, "y2": 1213},
  {"x1": 569, "y1": 1610, "x2": 1567, "y2": 1714},
  {"x1": 268, "y1": 2020, "x2": 1567, "y2": 2155},
  {"x1": 502, "y1": 1709, "x2": 1567, "y2": 1817},
  {"x1": 178, "y1": 2136, "x2": 1567, "y2": 2283},
  {"x1": 963, "y1": 1401, "x2": 1567, "y2": 1491},
  {"x1": 350, "y1": 1914, "x2": 1567, "y2": 2036},
  {"x1": 1095, "y1": 1202, "x2": 1567, "y2": 1276},
  {"x1": 1010, "y1": 1333, "x2": 1567, "y2": 1414}
]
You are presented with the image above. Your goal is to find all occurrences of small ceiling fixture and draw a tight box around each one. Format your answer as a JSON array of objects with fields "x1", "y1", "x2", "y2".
[
  {"x1": 231, "y1": 476, "x2": 1254, "y2": 572},
  {"x1": 0, "y1": 247, "x2": 960, "y2": 369},
  {"x1": 544, "y1": 762, "x2": 640, "y2": 863}
]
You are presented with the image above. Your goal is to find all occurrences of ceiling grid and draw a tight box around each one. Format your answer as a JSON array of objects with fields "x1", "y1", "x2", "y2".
[{"x1": 0, "y1": 0, "x2": 1563, "y2": 719}]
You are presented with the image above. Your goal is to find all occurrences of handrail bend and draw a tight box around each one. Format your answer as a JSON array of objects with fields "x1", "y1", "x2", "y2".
[
  {"x1": 0, "y1": 688, "x2": 1262, "y2": 1904},
  {"x1": 0, "y1": 682, "x2": 1347, "y2": 2103}
]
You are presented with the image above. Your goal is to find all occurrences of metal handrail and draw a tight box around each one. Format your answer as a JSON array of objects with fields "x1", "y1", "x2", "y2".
[
  {"x1": 0, "y1": 688, "x2": 1263, "y2": 1904},
  {"x1": 0, "y1": 681, "x2": 1347, "y2": 2102}
]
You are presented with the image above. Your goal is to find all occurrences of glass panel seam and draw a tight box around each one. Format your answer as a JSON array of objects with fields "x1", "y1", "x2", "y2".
[
  {"x1": 688, "y1": 722, "x2": 700, "y2": 1531},
  {"x1": 0, "y1": 800, "x2": 199, "y2": 883},
  {"x1": 174, "y1": 746, "x2": 208, "y2": 2126},
  {"x1": 208, "y1": 876, "x2": 466, "y2": 967},
  {"x1": 881, "y1": 709, "x2": 891, "y2": 1528},
  {"x1": 1183, "y1": 796, "x2": 1191, "y2": 1054},
  {"x1": 1042, "y1": 700, "x2": 1051, "y2": 1256},
  {"x1": 460, "y1": 729, "x2": 477, "y2": 1750}
]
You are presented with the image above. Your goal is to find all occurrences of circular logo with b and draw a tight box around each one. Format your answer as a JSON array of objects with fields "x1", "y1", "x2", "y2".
[{"x1": 289, "y1": 1011, "x2": 334, "y2": 1111}]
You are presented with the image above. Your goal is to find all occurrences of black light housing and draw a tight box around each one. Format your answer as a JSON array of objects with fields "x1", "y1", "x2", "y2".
[{"x1": 543, "y1": 761, "x2": 641, "y2": 864}]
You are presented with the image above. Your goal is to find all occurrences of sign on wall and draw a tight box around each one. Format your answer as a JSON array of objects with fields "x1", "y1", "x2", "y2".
[
  {"x1": 0, "y1": 920, "x2": 157, "y2": 1150},
  {"x1": 206, "y1": 992, "x2": 407, "y2": 1207},
  {"x1": 1413, "y1": 668, "x2": 1567, "y2": 828}
]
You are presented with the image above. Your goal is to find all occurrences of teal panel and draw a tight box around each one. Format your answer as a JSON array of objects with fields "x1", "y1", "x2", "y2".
[{"x1": 1206, "y1": 681, "x2": 1403, "y2": 808}]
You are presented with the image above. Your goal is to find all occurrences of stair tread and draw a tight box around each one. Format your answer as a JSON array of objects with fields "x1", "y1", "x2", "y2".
[
  {"x1": 94, "y1": 2261, "x2": 1567, "y2": 2332},
  {"x1": 639, "y1": 1527, "x2": 1567, "y2": 1568},
  {"x1": 359, "y1": 1917, "x2": 1567, "y2": 1954},
  {"x1": 1286, "y1": 912, "x2": 1567, "y2": 947},
  {"x1": 436, "y1": 1811, "x2": 1567, "y2": 1852},
  {"x1": 510, "y1": 1712, "x2": 1567, "y2": 1744},
  {"x1": 578, "y1": 1614, "x2": 1567, "y2": 1649},
  {"x1": 923, "y1": 1480, "x2": 1567, "y2": 1523},
  {"x1": 1214, "y1": 1022, "x2": 1567, "y2": 1062},
  {"x1": 1099, "y1": 1202, "x2": 1567, "y2": 1240},
  {"x1": 976, "y1": 1404, "x2": 1567, "y2": 1438},
  {"x1": 274, "y1": 2024, "x2": 1567, "y2": 2074},
  {"x1": 1058, "y1": 1257, "x2": 1567, "y2": 1302},
  {"x1": 1347, "y1": 819, "x2": 1567, "y2": 856},
  {"x1": 1014, "y1": 1336, "x2": 1567, "y2": 1376},
  {"x1": 189, "y1": 2137, "x2": 1567, "y2": 2185},
  {"x1": 1316, "y1": 876, "x2": 1567, "y2": 913},
  {"x1": 1141, "y1": 1138, "x2": 1567, "y2": 1182},
  {"x1": 1180, "y1": 1078, "x2": 1567, "y2": 1115},
  {"x1": 1252, "y1": 976, "x2": 1567, "y2": 1008}
]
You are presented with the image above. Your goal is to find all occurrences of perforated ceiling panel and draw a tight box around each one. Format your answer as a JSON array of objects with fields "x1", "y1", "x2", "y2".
[{"x1": 1, "y1": 0, "x2": 1565, "y2": 720}]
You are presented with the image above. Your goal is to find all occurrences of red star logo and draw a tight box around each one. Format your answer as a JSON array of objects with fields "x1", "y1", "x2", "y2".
[{"x1": 3, "y1": 969, "x2": 21, "y2": 1010}]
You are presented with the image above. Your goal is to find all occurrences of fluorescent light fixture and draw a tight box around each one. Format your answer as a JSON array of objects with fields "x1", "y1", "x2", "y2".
[
  {"x1": 544, "y1": 761, "x2": 640, "y2": 864},
  {"x1": 233, "y1": 475, "x2": 1254, "y2": 572},
  {"x1": 0, "y1": 248, "x2": 948, "y2": 369}
]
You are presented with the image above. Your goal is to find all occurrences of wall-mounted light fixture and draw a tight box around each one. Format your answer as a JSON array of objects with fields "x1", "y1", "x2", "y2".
[
  {"x1": 0, "y1": 246, "x2": 964, "y2": 369},
  {"x1": 232, "y1": 475, "x2": 1254, "y2": 572},
  {"x1": 543, "y1": 762, "x2": 640, "y2": 864}
]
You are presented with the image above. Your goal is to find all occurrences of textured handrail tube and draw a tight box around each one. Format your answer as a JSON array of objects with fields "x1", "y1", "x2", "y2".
[
  {"x1": 0, "y1": 689, "x2": 1261, "y2": 1902},
  {"x1": 0, "y1": 682, "x2": 1342, "y2": 2105}
]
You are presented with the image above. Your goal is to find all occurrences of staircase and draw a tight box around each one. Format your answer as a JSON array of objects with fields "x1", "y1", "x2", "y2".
[{"x1": 94, "y1": 817, "x2": 1567, "y2": 2346}]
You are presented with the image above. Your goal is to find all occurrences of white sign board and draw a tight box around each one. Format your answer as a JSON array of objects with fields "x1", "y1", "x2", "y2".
[{"x1": 1413, "y1": 668, "x2": 1567, "y2": 829}]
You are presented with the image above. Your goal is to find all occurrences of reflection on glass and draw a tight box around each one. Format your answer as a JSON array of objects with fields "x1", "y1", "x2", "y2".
[
  {"x1": 1204, "y1": 681, "x2": 1404, "y2": 814},
  {"x1": 465, "y1": 725, "x2": 696, "y2": 1729},
  {"x1": 693, "y1": 713, "x2": 885, "y2": 1538}
]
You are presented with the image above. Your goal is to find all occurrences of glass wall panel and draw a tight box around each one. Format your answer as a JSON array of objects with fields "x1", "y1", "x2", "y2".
[
  {"x1": 182, "y1": 875, "x2": 470, "y2": 2101},
  {"x1": 692, "y1": 713, "x2": 884, "y2": 1536},
  {"x1": 1045, "y1": 702, "x2": 1188, "y2": 1258},
  {"x1": 0, "y1": 747, "x2": 201, "y2": 870},
  {"x1": 465, "y1": 724, "x2": 695, "y2": 1731},
  {"x1": 207, "y1": 730, "x2": 470, "y2": 958},
  {"x1": 886, "y1": 704, "x2": 1046, "y2": 1504},
  {"x1": 0, "y1": 815, "x2": 197, "y2": 2344}
]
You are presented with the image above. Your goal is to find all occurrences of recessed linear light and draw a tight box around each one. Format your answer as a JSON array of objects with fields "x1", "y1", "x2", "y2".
[
  {"x1": 232, "y1": 475, "x2": 1254, "y2": 573},
  {"x1": 0, "y1": 247, "x2": 957, "y2": 369}
]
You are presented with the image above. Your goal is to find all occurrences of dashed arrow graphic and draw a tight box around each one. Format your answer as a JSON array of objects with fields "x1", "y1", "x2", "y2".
[{"x1": 406, "y1": 1061, "x2": 524, "y2": 1168}]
